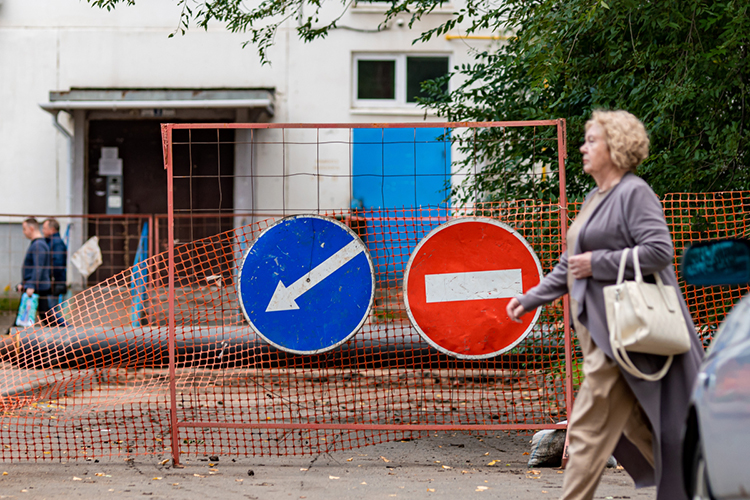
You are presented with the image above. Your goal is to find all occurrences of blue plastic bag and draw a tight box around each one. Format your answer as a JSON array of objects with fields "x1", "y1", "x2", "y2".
[{"x1": 15, "y1": 293, "x2": 39, "y2": 327}]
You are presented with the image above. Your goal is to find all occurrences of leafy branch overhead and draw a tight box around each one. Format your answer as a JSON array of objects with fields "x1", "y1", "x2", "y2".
[
  {"x1": 420, "y1": 0, "x2": 750, "y2": 201},
  {"x1": 88, "y1": 0, "x2": 427, "y2": 64},
  {"x1": 88, "y1": 0, "x2": 749, "y2": 201}
]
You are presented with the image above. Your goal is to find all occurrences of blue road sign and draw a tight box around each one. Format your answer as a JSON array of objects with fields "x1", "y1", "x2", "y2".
[{"x1": 238, "y1": 215, "x2": 375, "y2": 355}]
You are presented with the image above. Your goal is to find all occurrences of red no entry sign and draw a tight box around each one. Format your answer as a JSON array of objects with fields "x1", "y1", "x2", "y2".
[{"x1": 404, "y1": 218, "x2": 543, "y2": 359}]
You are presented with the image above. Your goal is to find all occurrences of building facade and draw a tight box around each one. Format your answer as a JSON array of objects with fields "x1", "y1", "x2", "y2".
[{"x1": 0, "y1": 0, "x2": 498, "y2": 286}]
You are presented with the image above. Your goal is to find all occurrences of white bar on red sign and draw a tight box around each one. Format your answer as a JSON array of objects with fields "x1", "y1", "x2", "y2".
[{"x1": 424, "y1": 269, "x2": 523, "y2": 303}]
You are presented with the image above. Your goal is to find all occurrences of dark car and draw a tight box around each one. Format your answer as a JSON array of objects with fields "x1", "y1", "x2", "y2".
[{"x1": 681, "y1": 239, "x2": 750, "y2": 500}]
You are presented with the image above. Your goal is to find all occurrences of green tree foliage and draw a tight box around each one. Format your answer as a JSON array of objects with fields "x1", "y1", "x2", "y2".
[
  {"x1": 421, "y1": 0, "x2": 750, "y2": 201},
  {"x1": 87, "y1": 0, "x2": 392, "y2": 65},
  {"x1": 89, "y1": 0, "x2": 749, "y2": 201}
]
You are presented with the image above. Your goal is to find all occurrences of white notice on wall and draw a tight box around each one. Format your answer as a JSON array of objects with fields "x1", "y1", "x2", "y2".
[{"x1": 107, "y1": 195, "x2": 122, "y2": 208}]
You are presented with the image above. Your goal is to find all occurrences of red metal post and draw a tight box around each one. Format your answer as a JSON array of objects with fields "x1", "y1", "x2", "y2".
[
  {"x1": 148, "y1": 214, "x2": 154, "y2": 260},
  {"x1": 178, "y1": 422, "x2": 567, "y2": 431},
  {"x1": 170, "y1": 120, "x2": 560, "y2": 130},
  {"x1": 162, "y1": 124, "x2": 182, "y2": 467},
  {"x1": 146, "y1": 214, "x2": 154, "y2": 326},
  {"x1": 154, "y1": 216, "x2": 160, "y2": 258},
  {"x1": 557, "y1": 119, "x2": 573, "y2": 468}
]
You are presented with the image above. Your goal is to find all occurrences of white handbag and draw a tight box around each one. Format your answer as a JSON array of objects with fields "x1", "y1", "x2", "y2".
[{"x1": 603, "y1": 246, "x2": 691, "y2": 381}]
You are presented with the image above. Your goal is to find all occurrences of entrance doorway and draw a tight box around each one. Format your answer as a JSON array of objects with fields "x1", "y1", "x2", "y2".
[{"x1": 87, "y1": 120, "x2": 235, "y2": 283}]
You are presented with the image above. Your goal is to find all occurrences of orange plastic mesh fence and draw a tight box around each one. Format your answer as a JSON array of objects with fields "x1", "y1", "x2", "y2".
[
  {"x1": 1, "y1": 194, "x2": 746, "y2": 460},
  {"x1": 1, "y1": 119, "x2": 747, "y2": 461}
]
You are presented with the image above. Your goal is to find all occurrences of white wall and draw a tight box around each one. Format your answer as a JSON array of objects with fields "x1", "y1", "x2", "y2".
[{"x1": 0, "y1": 0, "x2": 500, "y2": 216}]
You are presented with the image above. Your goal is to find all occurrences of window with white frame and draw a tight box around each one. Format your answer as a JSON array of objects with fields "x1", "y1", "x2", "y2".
[{"x1": 353, "y1": 53, "x2": 450, "y2": 107}]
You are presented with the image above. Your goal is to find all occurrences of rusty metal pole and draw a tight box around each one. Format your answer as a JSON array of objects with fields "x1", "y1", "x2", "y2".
[
  {"x1": 162, "y1": 124, "x2": 182, "y2": 467},
  {"x1": 556, "y1": 118, "x2": 573, "y2": 468}
]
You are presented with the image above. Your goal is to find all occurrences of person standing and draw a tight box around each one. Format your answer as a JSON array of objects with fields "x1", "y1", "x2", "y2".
[
  {"x1": 506, "y1": 110, "x2": 703, "y2": 500},
  {"x1": 16, "y1": 218, "x2": 53, "y2": 325},
  {"x1": 43, "y1": 218, "x2": 68, "y2": 326},
  {"x1": 42, "y1": 218, "x2": 67, "y2": 298}
]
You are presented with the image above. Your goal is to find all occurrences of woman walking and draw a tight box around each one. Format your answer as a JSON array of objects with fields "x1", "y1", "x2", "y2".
[{"x1": 506, "y1": 110, "x2": 703, "y2": 500}]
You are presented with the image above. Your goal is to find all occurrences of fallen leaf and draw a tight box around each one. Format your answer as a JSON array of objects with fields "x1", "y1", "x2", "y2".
[
  {"x1": 483, "y1": 452, "x2": 489, "y2": 456},
  {"x1": 300, "y1": 468, "x2": 308, "y2": 471},
  {"x1": 2, "y1": 472, "x2": 7, "y2": 475},
  {"x1": 487, "y1": 460, "x2": 499, "y2": 466},
  {"x1": 329, "y1": 476, "x2": 340, "y2": 480},
  {"x1": 346, "y1": 458, "x2": 354, "y2": 462},
  {"x1": 476, "y1": 486, "x2": 489, "y2": 492},
  {"x1": 153, "y1": 477, "x2": 162, "y2": 480},
  {"x1": 193, "y1": 474, "x2": 205, "y2": 478},
  {"x1": 522, "y1": 452, "x2": 530, "y2": 455},
  {"x1": 72, "y1": 477, "x2": 82, "y2": 481},
  {"x1": 556, "y1": 471, "x2": 564, "y2": 474},
  {"x1": 235, "y1": 479, "x2": 243, "y2": 482},
  {"x1": 380, "y1": 456, "x2": 391, "y2": 463},
  {"x1": 442, "y1": 465, "x2": 451, "y2": 469},
  {"x1": 427, "y1": 488, "x2": 435, "y2": 492},
  {"x1": 159, "y1": 459, "x2": 169, "y2": 466},
  {"x1": 172, "y1": 483, "x2": 179, "y2": 486},
  {"x1": 542, "y1": 490, "x2": 548, "y2": 493},
  {"x1": 95, "y1": 473, "x2": 105, "y2": 477}
]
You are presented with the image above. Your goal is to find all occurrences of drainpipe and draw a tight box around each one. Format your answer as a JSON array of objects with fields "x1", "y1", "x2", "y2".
[{"x1": 51, "y1": 111, "x2": 74, "y2": 216}]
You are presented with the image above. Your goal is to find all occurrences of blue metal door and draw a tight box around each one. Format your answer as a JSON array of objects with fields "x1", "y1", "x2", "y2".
[{"x1": 352, "y1": 127, "x2": 451, "y2": 284}]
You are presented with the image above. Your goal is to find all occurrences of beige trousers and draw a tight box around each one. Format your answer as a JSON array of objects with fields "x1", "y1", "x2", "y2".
[{"x1": 561, "y1": 315, "x2": 656, "y2": 500}]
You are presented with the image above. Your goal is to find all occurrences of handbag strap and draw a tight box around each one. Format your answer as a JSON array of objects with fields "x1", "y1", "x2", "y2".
[
  {"x1": 632, "y1": 246, "x2": 676, "y2": 313},
  {"x1": 632, "y1": 245, "x2": 644, "y2": 283},
  {"x1": 616, "y1": 248, "x2": 630, "y2": 284},
  {"x1": 611, "y1": 295, "x2": 674, "y2": 381}
]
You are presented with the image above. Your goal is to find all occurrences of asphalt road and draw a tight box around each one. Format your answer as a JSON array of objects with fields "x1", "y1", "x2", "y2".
[{"x1": 0, "y1": 432, "x2": 655, "y2": 500}]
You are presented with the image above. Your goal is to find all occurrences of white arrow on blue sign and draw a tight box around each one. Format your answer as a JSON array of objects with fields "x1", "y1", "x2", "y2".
[{"x1": 238, "y1": 215, "x2": 375, "y2": 355}]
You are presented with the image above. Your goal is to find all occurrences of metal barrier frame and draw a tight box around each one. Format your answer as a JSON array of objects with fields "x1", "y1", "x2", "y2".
[{"x1": 160, "y1": 120, "x2": 571, "y2": 466}]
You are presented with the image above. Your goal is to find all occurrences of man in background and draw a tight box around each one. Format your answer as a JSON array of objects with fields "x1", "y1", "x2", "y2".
[
  {"x1": 43, "y1": 218, "x2": 68, "y2": 326},
  {"x1": 42, "y1": 218, "x2": 67, "y2": 298},
  {"x1": 16, "y1": 218, "x2": 53, "y2": 324}
]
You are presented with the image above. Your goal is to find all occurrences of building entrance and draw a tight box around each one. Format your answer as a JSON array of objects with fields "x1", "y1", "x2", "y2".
[{"x1": 87, "y1": 120, "x2": 235, "y2": 283}]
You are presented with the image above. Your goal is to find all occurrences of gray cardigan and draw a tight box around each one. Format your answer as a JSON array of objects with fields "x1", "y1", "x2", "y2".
[{"x1": 518, "y1": 173, "x2": 704, "y2": 500}]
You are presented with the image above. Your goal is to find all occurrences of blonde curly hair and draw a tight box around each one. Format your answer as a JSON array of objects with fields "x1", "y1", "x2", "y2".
[{"x1": 586, "y1": 110, "x2": 649, "y2": 172}]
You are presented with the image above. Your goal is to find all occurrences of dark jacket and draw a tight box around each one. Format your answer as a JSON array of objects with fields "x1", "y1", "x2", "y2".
[
  {"x1": 22, "y1": 238, "x2": 51, "y2": 294},
  {"x1": 46, "y1": 232, "x2": 68, "y2": 294},
  {"x1": 518, "y1": 173, "x2": 703, "y2": 500}
]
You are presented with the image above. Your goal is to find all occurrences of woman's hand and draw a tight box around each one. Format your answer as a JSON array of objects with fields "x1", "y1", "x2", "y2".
[
  {"x1": 569, "y1": 252, "x2": 593, "y2": 279},
  {"x1": 506, "y1": 297, "x2": 527, "y2": 323}
]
